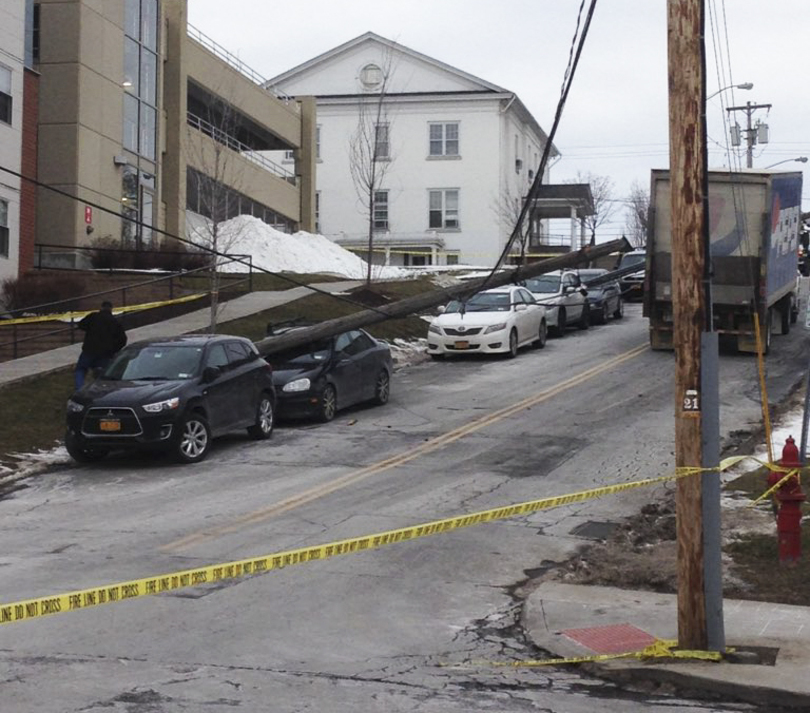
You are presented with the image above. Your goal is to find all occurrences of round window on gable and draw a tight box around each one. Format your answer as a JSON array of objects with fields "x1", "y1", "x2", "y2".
[{"x1": 360, "y1": 63, "x2": 383, "y2": 89}]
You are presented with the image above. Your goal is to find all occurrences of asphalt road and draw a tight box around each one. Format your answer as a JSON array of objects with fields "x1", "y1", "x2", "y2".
[{"x1": 1, "y1": 304, "x2": 807, "y2": 712}]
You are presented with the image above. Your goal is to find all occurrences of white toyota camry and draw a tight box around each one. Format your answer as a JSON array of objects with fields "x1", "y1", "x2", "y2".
[{"x1": 427, "y1": 285, "x2": 547, "y2": 359}]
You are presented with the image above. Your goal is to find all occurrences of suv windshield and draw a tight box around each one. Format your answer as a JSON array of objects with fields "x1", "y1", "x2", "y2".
[
  {"x1": 274, "y1": 339, "x2": 332, "y2": 367},
  {"x1": 445, "y1": 293, "x2": 512, "y2": 313},
  {"x1": 620, "y1": 253, "x2": 645, "y2": 268},
  {"x1": 525, "y1": 275, "x2": 561, "y2": 293},
  {"x1": 102, "y1": 345, "x2": 204, "y2": 381}
]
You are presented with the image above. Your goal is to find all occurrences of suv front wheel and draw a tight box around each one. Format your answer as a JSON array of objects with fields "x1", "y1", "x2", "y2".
[{"x1": 173, "y1": 412, "x2": 211, "y2": 464}]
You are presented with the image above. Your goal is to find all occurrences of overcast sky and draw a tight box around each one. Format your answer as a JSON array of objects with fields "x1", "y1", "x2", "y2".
[{"x1": 188, "y1": 0, "x2": 810, "y2": 240}]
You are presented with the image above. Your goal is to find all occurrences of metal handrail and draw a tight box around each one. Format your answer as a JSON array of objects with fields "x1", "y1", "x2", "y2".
[
  {"x1": 0, "y1": 273, "x2": 254, "y2": 360},
  {"x1": 12, "y1": 250, "x2": 253, "y2": 318},
  {"x1": 187, "y1": 113, "x2": 296, "y2": 183},
  {"x1": 186, "y1": 24, "x2": 295, "y2": 105}
]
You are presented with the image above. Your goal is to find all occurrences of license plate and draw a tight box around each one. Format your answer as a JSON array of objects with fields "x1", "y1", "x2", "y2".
[
  {"x1": 99, "y1": 419, "x2": 121, "y2": 432},
  {"x1": 454, "y1": 340, "x2": 470, "y2": 349}
]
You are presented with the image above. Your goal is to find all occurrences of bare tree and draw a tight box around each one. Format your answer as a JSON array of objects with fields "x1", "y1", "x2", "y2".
[
  {"x1": 565, "y1": 171, "x2": 617, "y2": 246},
  {"x1": 491, "y1": 185, "x2": 532, "y2": 264},
  {"x1": 185, "y1": 95, "x2": 247, "y2": 333},
  {"x1": 348, "y1": 51, "x2": 397, "y2": 286},
  {"x1": 625, "y1": 181, "x2": 651, "y2": 248}
]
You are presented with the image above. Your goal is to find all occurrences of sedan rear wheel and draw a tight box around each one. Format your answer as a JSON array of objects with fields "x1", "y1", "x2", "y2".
[
  {"x1": 318, "y1": 384, "x2": 337, "y2": 422},
  {"x1": 173, "y1": 413, "x2": 211, "y2": 464},
  {"x1": 552, "y1": 307, "x2": 566, "y2": 338},
  {"x1": 613, "y1": 298, "x2": 624, "y2": 319},
  {"x1": 577, "y1": 303, "x2": 591, "y2": 330},
  {"x1": 533, "y1": 319, "x2": 547, "y2": 349},
  {"x1": 597, "y1": 303, "x2": 609, "y2": 324},
  {"x1": 247, "y1": 392, "x2": 274, "y2": 440},
  {"x1": 372, "y1": 369, "x2": 390, "y2": 405}
]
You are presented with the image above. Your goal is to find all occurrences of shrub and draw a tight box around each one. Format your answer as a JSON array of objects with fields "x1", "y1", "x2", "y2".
[
  {"x1": 1, "y1": 273, "x2": 87, "y2": 315},
  {"x1": 89, "y1": 237, "x2": 209, "y2": 272}
]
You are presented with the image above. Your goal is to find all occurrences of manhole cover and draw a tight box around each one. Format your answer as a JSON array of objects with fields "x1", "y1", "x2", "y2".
[
  {"x1": 570, "y1": 520, "x2": 618, "y2": 540},
  {"x1": 562, "y1": 623, "x2": 657, "y2": 654}
]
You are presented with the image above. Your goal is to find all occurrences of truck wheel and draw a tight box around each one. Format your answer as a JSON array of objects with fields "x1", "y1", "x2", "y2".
[{"x1": 781, "y1": 302, "x2": 791, "y2": 335}]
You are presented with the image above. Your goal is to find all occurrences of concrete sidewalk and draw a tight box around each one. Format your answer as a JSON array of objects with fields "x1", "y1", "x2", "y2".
[
  {"x1": 0, "y1": 281, "x2": 361, "y2": 389},
  {"x1": 524, "y1": 582, "x2": 810, "y2": 708}
]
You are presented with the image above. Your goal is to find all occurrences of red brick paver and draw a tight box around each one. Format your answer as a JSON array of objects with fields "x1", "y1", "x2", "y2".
[{"x1": 561, "y1": 623, "x2": 657, "y2": 654}]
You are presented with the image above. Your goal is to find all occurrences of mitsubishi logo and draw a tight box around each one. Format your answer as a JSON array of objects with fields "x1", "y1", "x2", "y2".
[{"x1": 106, "y1": 410, "x2": 115, "y2": 418}]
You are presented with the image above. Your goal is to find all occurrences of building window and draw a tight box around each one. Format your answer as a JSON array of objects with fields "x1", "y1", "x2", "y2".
[
  {"x1": 374, "y1": 124, "x2": 389, "y2": 160},
  {"x1": 122, "y1": 0, "x2": 158, "y2": 160},
  {"x1": 316, "y1": 125, "x2": 321, "y2": 160},
  {"x1": 315, "y1": 191, "x2": 321, "y2": 233},
  {"x1": 429, "y1": 122, "x2": 459, "y2": 157},
  {"x1": 0, "y1": 66, "x2": 12, "y2": 125},
  {"x1": 373, "y1": 190, "x2": 389, "y2": 231},
  {"x1": 429, "y1": 189, "x2": 459, "y2": 229},
  {"x1": 0, "y1": 199, "x2": 8, "y2": 257}
]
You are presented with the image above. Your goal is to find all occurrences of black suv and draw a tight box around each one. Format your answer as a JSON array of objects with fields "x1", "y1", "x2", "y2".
[{"x1": 65, "y1": 335, "x2": 276, "y2": 464}]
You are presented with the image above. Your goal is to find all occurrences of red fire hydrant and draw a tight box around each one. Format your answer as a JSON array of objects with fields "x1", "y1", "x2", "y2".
[{"x1": 767, "y1": 436, "x2": 806, "y2": 565}]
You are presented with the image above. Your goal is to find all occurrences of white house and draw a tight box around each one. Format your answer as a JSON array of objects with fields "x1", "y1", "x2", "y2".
[
  {"x1": 0, "y1": 0, "x2": 25, "y2": 283},
  {"x1": 265, "y1": 32, "x2": 558, "y2": 267}
]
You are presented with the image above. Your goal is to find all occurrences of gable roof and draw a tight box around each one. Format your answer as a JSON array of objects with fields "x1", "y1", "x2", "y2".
[{"x1": 265, "y1": 31, "x2": 510, "y2": 96}]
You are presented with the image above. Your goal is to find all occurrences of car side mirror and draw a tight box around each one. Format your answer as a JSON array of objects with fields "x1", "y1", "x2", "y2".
[
  {"x1": 437, "y1": 305, "x2": 446, "y2": 314},
  {"x1": 515, "y1": 303, "x2": 527, "y2": 312},
  {"x1": 202, "y1": 366, "x2": 221, "y2": 383},
  {"x1": 580, "y1": 288, "x2": 588, "y2": 296},
  {"x1": 563, "y1": 285, "x2": 575, "y2": 294}
]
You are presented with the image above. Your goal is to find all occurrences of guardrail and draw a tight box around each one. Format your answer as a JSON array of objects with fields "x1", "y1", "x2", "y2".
[
  {"x1": 187, "y1": 113, "x2": 296, "y2": 184},
  {"x1": 186, "y1": 24, "x2": 295, "y2": 105}
]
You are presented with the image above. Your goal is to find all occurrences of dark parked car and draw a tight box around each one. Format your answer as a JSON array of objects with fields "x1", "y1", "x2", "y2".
[
  {"x1": 267, "y1": 328, "x2": 392, "y2": 422},
  {"x1": 65, "y1": 335, "x2": 276, "y2": 465},
  {"x1": 578, "y1": 268, "x2": 624, "y2": 323}
]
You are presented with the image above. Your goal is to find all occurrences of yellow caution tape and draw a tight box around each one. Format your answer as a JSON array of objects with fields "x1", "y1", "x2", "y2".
[
  {"x1": 0, "y1": 454, "x2": 764, "y2": 626},
  {"x1": 0, "y1": 293, "x2": 206, "y2": 327},
  {"x1": 749, "y1": 469, "x2": 802, "y2": 507},
  {"x1": 453, "y1": 638, "x2": 724, "y2": 668}
]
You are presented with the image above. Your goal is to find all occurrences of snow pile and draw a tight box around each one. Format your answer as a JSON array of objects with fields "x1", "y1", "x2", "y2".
[{"x1": 189, "y1": 215, "x2": 410, "y2": 280}]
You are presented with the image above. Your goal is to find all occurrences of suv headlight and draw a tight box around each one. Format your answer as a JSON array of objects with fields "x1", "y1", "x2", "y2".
[
  {"x1": 283, "y1": 378, "x2": 311, "y2": 393},
  {"x1": 67, "y1": 399, "x2": 85, "y2": 413},
  {"x1": 483, "y1": 322, "x2": 507, "y2": 334},
  {"x1": 142, "y1": 397, "x2": 180, "y2": 413}
]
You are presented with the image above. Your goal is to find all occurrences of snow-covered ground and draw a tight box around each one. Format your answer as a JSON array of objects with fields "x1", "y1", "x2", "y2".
[{"x1": 188, "y1": 215, "x2": 412, "y2": 280}]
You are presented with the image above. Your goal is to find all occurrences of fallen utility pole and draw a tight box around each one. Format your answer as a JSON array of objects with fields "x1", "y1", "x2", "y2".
[
  {"x1": 255, "y1": 237, "x2": 630, "y2": 356},
  {"x1": 668, "y1": 0, "x2": 724, "y2": 651}
]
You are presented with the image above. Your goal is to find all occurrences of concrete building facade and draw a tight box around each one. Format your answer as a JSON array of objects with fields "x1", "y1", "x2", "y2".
[
  {"x1": 32, "y1": 0, "x2": 315, "y2": 269},
  {"x1": 266, "y1": 32, "x2": 557, "y2": 267}
]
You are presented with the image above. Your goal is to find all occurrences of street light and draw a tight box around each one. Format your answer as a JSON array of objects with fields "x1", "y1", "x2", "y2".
[
  {"x1": 764, "y1": 157, "x2": 808, "y2": 169},
  {"x1": 706, "y1": 82, "x2": 753, "y2": 101}
]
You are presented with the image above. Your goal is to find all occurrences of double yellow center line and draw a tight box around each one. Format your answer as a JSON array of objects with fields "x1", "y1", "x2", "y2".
[{"x1": 163, "y1": 343, "x2": 649, "y2": 552}]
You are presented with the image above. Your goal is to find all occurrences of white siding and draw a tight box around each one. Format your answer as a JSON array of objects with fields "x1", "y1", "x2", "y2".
[{"x1": 0, "y1": 0, "x2": 24, "y2": 283}]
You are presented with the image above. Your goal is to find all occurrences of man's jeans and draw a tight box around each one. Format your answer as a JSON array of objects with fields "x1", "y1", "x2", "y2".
[{"x1": 74, "y1": 352, "x2": 111, "y2": 391}]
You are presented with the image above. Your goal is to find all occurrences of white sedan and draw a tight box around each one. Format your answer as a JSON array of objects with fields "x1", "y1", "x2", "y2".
[{"x1": 427, "y1": 285, "x2": 547, "y2": 359}]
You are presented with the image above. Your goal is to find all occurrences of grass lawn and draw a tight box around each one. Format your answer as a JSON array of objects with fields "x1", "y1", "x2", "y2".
[{"x1": 0, "y1": 277, "x2": 435, "y2": 468}]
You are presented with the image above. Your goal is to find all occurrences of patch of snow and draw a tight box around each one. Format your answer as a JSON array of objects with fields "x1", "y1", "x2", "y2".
[{"x1": 188, "y1": 215, "x2": 412, "y2": 280}]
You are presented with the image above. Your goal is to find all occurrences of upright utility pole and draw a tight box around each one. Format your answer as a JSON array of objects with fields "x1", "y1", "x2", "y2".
[
  {"x1": 726, "y1": 101, "x2": 772, "y2": 168},
  {"x1": 667, "y1": 0, "x2": 724, "y2": 652}
]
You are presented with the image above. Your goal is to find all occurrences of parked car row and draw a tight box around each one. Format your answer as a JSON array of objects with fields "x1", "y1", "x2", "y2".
[
  {"x1": 65, "y1": 329, "x2": 393, "y2": 465},
  {"x1": 427, "y1": 268, "x2": 625, "y2": 360}
]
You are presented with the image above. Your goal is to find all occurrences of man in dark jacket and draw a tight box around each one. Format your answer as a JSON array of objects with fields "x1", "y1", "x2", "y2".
[{"x1": 74, "y1": 301, "x2": 127, "y2": 389}]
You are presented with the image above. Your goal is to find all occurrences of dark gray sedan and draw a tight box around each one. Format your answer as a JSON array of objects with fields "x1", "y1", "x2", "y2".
[{"x1": 578, "y1": 268, "x2": 624, "y2": 324}]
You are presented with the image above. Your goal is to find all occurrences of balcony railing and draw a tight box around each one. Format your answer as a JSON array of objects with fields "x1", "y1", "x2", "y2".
[
  {"x1": 186, "y1": 24, "x2": 295, "y2": 106},
  {"x1": 187, "y1": 112, "x2": 297, "y2": 184}
]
